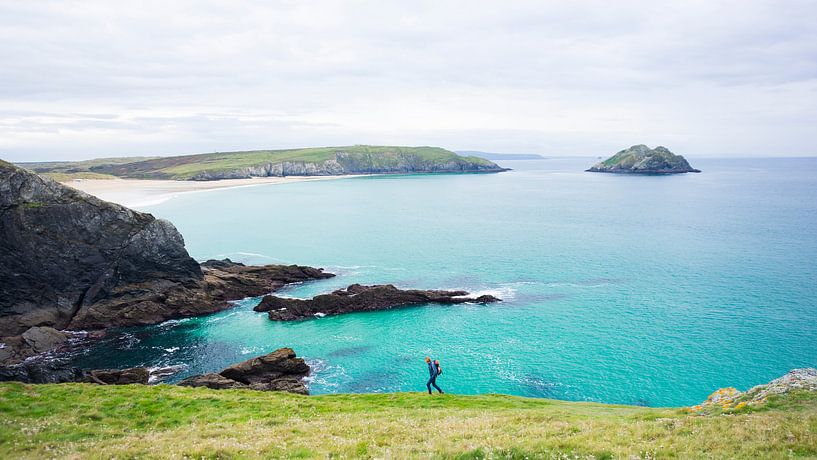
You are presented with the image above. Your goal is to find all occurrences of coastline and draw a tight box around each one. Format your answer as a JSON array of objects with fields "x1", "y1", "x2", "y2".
[{"x1": 63, "y1": 175, "x2": 368, "y2": 208}]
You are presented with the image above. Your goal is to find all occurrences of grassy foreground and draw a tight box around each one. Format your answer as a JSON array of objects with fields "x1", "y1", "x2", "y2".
[{"x1": 1, "y1": 383, "x2": 816, "y2": 459}]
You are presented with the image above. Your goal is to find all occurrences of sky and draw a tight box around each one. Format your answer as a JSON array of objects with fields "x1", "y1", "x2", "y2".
[{"x1": 1, "y1": 1, "x2": 816, "y2": 162}]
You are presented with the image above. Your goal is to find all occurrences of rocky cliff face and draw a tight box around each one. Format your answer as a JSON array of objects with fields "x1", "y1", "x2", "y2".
[
  {"x1": 0, "y1": 160, "x2": 333, "y2": 361},
  {"x1": 587, "y1": 145, "x2": 700, "y2": 174},
  {"x1": 188, "y1": 151, "x2": 506, "y2": 180},
  {"x1": 1, "y1": 159, "x2": 201, "y2": 336}
]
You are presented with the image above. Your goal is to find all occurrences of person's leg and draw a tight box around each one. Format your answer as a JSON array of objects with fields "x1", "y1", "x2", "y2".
[
  {"x1": 426, "y1": 377, "x2": 433, "y2": 394},
  {"x1": 432, "y1": 378, "x2": 443, "y2": 394}
]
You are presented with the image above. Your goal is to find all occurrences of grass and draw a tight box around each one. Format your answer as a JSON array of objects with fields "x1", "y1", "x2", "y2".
[
  {"x1": 1, "y1": 383, "x2": 815, "y2": 459},
  {"x1": 40, "y1": 172, "x2": 118, "y2": 182}
]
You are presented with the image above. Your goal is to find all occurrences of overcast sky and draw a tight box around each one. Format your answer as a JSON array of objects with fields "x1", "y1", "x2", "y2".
[{"x1": 1, "y1": 1, "x2": 816, "y2": 161}]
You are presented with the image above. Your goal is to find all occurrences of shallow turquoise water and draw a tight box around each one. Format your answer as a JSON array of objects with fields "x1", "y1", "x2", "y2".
[{"x1": 72, "y1": 157, "x2": 817, "y2": 406}]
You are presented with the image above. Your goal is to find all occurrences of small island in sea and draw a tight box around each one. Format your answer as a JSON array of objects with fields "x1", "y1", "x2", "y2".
[{"x1": 587, "y1": 144, "x2": 701, "y2": 174}]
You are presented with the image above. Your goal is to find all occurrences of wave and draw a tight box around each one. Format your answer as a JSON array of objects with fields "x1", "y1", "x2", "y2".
[
  {"x1": 303, "y1": 358, "x2": 347, "y2": 389},
  {"x1": 148, "y1": 364, "x2": 188, "y2": 384}
]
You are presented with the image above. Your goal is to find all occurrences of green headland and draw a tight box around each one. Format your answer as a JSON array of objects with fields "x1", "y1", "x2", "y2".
[{"x1": 21, "y1": 145, "x2": 504, "y2": 181}]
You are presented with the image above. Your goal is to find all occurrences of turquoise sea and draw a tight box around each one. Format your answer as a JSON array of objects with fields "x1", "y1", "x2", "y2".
[{"x1": 71, "y1": 157, "x2": 817, "y2": 407}]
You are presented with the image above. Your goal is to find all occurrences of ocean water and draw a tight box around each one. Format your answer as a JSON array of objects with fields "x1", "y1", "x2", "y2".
[{"x1": 70, "y1": 157, "x2": 817, "y2": 406}]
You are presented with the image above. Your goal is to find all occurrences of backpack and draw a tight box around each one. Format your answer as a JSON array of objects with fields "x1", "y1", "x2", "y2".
[{"x1": 435, "y1": 360, "x2": 442, "y2": 375}]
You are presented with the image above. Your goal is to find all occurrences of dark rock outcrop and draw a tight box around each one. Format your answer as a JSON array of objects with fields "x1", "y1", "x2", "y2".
[
  {"x1": 0, "y1": 160, "x2": 333, "y2": 352},
  {"x1": 0, "y1": 358, "x2": 148, "y2": 385},
  {"x1": 178, "y1": 348, "x2": 309, "y2": 394},
  {"x1": 83, "y1": 367, "x2": 149, "y2": 385},
  {"x1": 255, "y1": 284, "x2": 501, "y2": 321},
  {"x1": 586, "y1": 145, "x2": 700, "y2": 174},
  {"x1": 177, "y1": 373, "x2": 249, "y2": 390},
  {"x1": 0, "y1": 359, "x2": 85, "y2": 384},
  {"x1": 67, "y1": 260, "x2": 333, "y2": 331}
]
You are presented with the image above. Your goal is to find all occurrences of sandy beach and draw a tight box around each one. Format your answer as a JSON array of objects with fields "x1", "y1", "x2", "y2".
[{"x1": 64, "y1": 175, "x2": 360, "y2": 208}]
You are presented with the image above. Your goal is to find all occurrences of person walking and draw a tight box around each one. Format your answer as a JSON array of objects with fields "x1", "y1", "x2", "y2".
[{"x1": 425, "y1": 356, "x2": 443, "y2": 394}]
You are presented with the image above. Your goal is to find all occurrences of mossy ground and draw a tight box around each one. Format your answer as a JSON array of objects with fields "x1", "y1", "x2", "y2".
[{"x1": 1, "y1": 383, "x2": 815, "y2": 459}]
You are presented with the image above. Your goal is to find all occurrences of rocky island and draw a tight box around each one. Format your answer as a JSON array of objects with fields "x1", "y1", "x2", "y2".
[
  {"x1": 586, "y1": 144, "x2": 701, "y2": 174},
  {"x1": 21, "y1": 145, "x2": 508, "y2": 181}
]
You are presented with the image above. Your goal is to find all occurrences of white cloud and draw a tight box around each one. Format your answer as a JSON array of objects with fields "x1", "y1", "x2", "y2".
[{"x1": 1, "y1": 0, "x2": 815, "y2": 161}]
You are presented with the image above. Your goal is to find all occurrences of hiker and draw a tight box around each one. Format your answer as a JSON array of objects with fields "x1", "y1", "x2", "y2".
[{"x1": 425, "y1": 356, "x2": 443, "y2": 394}]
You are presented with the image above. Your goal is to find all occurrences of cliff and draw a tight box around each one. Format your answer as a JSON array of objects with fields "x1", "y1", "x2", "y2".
[
  {"x1": 587, "y1": 145, "x2": 700, "y2": 174},
  {"x1": 23, "y1": 146, "x2": 508, "y2": 181},
  {"x1": 0, "y1": 160, "x2": 332, "y2": 360}
]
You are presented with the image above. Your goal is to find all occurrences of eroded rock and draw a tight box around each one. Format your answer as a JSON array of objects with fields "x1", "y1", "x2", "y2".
[{"x1": 177, "y1": 348, "x2": 310, "y2": 394}]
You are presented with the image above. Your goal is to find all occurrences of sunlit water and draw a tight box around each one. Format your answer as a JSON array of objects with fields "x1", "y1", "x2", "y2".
[{"x1": 70, "y1": 157, "x2": 817, "y2": 406}]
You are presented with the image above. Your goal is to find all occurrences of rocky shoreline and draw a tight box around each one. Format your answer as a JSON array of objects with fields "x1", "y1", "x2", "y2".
[
  {"x1": 0, "y1": 159, "x2": 335, "y2": 364},
  {"x1": 0, "y1": 347, "x2": 311, "y2": 394},
  {"x1": 1, "y1": 159, "x2": 504, "y2": 377}
]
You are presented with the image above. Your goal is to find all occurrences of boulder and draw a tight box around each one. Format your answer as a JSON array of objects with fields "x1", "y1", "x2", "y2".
[
  {"x1": 177, "y1": 373, "x2": 248, "y2": 390},
  {"x1": 84, "y1": 367, "x2": 149, "y2": 385},
  {"x1": 21, "y1": 326, "x2": 69, "y2": 353},
  {"x1": 177, "y1": 348, "x2": 310, "y2": 394},
  {"x1": 255, "y1": 284, "x2": 501, "y2": 321}
]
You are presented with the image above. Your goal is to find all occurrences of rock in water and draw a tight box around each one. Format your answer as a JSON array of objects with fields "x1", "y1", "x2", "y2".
[
  {"x1": 586, "y1": 145, "x2": 700, "y2": 174},
  {"x1": 178, "y1": 347, "x2": 310, "y2": 394},
  {"x1": 84, "y1": 367, "x2": 150, "y2": 385},
  {"x1": 0, "y1": 159, "x2": 333, "y2": 345},
  {"x1": 255, "y1": 283, "x2": 501, "y2": 321}
]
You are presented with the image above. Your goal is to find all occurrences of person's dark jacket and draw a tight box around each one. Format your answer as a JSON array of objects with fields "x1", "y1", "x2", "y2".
[{"x1": 428, "y1": 361, "x2": 437, "y2": 377}]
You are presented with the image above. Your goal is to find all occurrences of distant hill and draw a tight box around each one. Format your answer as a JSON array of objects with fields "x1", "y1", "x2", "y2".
[
  {"x1": 19, "y1": 146, "x2": 507, "y2": 181},
  {"x1": 456, "y1": 150, "x2": 546, "y2": 160},
  {"x1": 586, "y1": 145, "x2": 701, "y2": 174}
]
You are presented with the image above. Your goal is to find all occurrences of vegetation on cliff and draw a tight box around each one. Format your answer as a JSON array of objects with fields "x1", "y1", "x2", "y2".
[
  {"x1": 587, "y1": 145, "x2": 701, "y2": 174},
  {"x1": 21, "y1": 146, "x2": 505, "y2": 181},
  {"x1": 1, "y1": 382, "x2": 815, "y2": 458}
]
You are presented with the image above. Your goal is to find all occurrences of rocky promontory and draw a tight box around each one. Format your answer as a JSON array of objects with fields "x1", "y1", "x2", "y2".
[
  {"x1": 587, "y1": 145, "x2": 700, "y2": 174},
  {"x1": 0, "y1": 159, "x2": 332, "y2": 362},
  {"x1": 254, "y1": 283, "x2": 501, "y2": 321}
]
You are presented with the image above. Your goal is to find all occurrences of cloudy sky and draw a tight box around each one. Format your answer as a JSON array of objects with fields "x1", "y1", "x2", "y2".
[{"x1": 1, "y1": 1, "x2": 816, "y2": 161}]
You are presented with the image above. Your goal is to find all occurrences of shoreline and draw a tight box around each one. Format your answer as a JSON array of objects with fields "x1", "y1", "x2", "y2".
[{"x1": 63, "y1": 175, "x2": 368, "y2": 208}]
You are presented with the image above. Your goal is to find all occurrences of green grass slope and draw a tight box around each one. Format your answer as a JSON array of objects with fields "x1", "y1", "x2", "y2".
[
  {"x1": 1, "y1": 383, "x2": 815, "y2": 459},
  {"x1": 20, "y1": 146, "x2": 500, "y2": 180}
]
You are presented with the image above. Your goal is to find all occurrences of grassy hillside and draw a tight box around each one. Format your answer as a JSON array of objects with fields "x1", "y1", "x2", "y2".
[
  {"x1": 19, "y1": 146, "x2": 500, "y2": 180},
  {"x1": 1, "y1": 383, "x2": 815, "y2": 459},
  {"x1": 40, "y1": 171, "x2": 118, "y2": 182}
]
